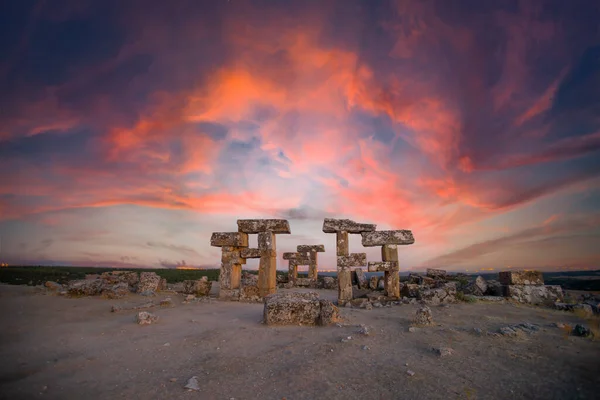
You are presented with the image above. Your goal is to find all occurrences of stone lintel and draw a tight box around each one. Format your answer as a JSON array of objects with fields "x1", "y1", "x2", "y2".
[
  {"x1": 240, "y1": 248, "x2": 262, "y2": 259},
  {"x1": 361, "y1": 230, "x2": 415, "y2": 247},
  {"x1": 368, "y1": 261, "x2": 398, "y2": 272},
  {"x1": 322, "y1": 218, "x2": 376, "y2": 233},
  {"x1": 297, "y1": 244, "x2": 325, "y2": 253},
  {"x1": 337, "y1": 253, "x2": 367, "y2": 268},
  {"x1": 211, "y1": 232, "x2": 249, "y2": 247},
  {"x1": 237, "y1": 219, "x2": 291, "y2": 234}
]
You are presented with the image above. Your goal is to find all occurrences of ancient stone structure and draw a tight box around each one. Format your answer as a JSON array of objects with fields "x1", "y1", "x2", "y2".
[
  {"x1": 263, "y1": 292, "x2": 339, "y2": 326},
  {"x1": 499, "y1": 270, "x2": 544, "y2": 286},
  {"x1": 322, "y1": 218, "x2": 375, "y2": 305},
  {"x1": 284, "y1": 244, "x2": 325, "y2": 286},
  {"x1": 498, "y1": 269, "x2": 562, "y2": 305},
  {"x1": 364, "y1": 229, "x2": 415, "y2": 300},
  {"x1": 211, "y1": 219, "x2": 290, "y2": 300}
]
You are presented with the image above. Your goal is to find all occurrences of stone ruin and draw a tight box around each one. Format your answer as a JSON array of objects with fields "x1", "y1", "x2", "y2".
[
  {"x1": 283, "y1": 244, "x2": 325, "y2": 287},
  {"x1": 210, "y1": 219, "x2": 290, "y2": 301}
]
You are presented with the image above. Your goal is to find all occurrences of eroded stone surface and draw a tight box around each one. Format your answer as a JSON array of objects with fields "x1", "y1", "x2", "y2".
[
  {"x1": 499, "y1": 270, "x2": 544, "y2": 286},
  {"x1": 263, "y1": 292, "x2": 320, "y2": 325},
  {"x1": 102, "y1": 282, "x2": 130, "y2": 299},
  {"x1": 182, "y1": 277, "x2": 212, "y2": 296},
  {"x1": 464, "y1": 276, "x2": 488, "y2": 296},
  {"x1": 354, "y1": 269, "x2": 368, "y2": 289},
  {"x1": 426, "y1": 268, "x2": 447, "y2": 279},
  {"x1": 136, "y1": 311, "x2": 159, "y2": 325},
  {"x1": 505, "y1": 284, "x2": 563, "y2": 304},
  {"x1": 297, "y1": 244, "x2": 325, "y2": 253},
  {"x1": 240, "y1": 248, "x2": 261, "y2": 259},
  {"x1": 322, "y1": 218, "x2": 376, "y2": 233},
  {"x1": 413, "y1": 306, "x2": 434, "y2": 326},
  {"x1": 237, "y1": 219, "x2": 291, "y2": 234},
  {"x1": 337, "y1": 253, "x2": 367, "y2": 268},
  {"x1": 418, "y1": 284, "x2": 457, "y2": 305},
  {"x1": 137, "y1": 272, "x2": 161, "y2": 293},
  {"x1": 361, "y1": 230, "x2": 415, "y2": 246},
  {"x1": 258, "y1": 231, "x2": 276, "y2": 250},
  {"x1": 368, "y1": 261, "x2": 397, "y2": 272},
  {"x1": 67, "y1": 279, "x2": 104, "y2": 296},
  {"x1": 210, "y1": 232, "x2": 249, "y2": 247},
  {"x1": 323, "y1": 276, "x2": 337, "y2": 290},
  {"x1": 369, "y1": 276, "x2": 379, "y2": 290},
  {"x1": 45, "y1": 281, "x2": 63, "y2": 291}
]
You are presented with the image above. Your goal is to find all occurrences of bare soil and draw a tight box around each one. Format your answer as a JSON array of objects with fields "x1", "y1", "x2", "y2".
[{"x1": 0, "y1": 284, "x2": 598, "y2": 400}]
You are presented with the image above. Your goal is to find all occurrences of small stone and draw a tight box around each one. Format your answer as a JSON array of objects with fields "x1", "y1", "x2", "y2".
[
  {"x1": 136, "y1": 311, "x2": 159, "y2": 325},
  {"x1": 413, "y1": 306, "x2": 434, "y2": 326},
  {"x1": 406, "y1": 370, "x2": 415, "y2": 376},
  {"x1": 185, "y1": 294, "x2": 195, "y2": 301},
  {"x1": 572, "y1": 324, "x2": 592, "y2": 337},
  {"x1": 408, "y1": 327, "x2": 419, "y2": 333},
  {"x1": 552, "y1": 322, "x2": 566, "y2": 329},
  {"x1": 184, "y1": 376, "x2": 200, "y2": 391},
  {"x1": 170, "y1": 378, "x2": 178, "y2": 382},
  {"x1": 362, "y1": 345, "x2": 370, "y2": 350},
  {"x1": 160, "y1": 298, "x2": 174, "y2": 307},
  {"x1": 163, "y1": 342, "x2": 170, "y2": 346},
  {"x1": 499, "y1": 326, "x2": 518, "y2": 337},
  {"x1": 358, "y1": 325, "x2": 371, "y2": 336},
  {"x1": 432, "y1": 347, "x2": 454, "y2": 357}
]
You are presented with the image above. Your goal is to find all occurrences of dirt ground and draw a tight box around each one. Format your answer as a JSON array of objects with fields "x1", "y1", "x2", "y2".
[{"x1": 0, "y1": 284, "x2": 598, "y2": 400}]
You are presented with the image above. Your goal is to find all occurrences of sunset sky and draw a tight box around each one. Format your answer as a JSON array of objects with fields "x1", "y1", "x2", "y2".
[{"x1": 1, "y1": 0, "x2": 599, "y2": 272}]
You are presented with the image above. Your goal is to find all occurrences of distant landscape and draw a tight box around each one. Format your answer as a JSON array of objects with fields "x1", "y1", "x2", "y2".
[{"x1": 2, "y1": 266, "x2": 599, "y2": 291}]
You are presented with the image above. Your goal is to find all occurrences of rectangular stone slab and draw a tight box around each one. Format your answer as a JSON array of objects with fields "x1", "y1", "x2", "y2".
[
  {"x1": 237, "y1": 219, "x2": 291, "y2": 234},
  {"x1": 297, "y1": 244, "x2": 325, "y2": 253},
  {"x1": 337, "y1": 253, "x2": 367, "y2": 268},
  {"x1": 499, "y1": 271, "x2": 544, "y2": 285},
  {"x1": 240, "y1": 248, "x2": 261, "y2": 259},
  {"x1": 322, "y1": 218, "x2": 376, "y2": 233},
  {"x1": 368, "y1": 261, "x2": 398, "y2": 272},
  {"x1": 361, "y1": 230, "x2": 415, "y2": 246},
  {"x1": 211, "y1": 232, "x2": 249, "y2": 247},
  {"x1": 336, "y1": 231, "x2": 349, "y2": 256},
  {"x1": 258, "y1": 231, "x2": 276, "y2": 250}
]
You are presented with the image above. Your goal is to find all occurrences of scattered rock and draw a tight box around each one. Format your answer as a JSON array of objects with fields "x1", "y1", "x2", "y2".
[
  {"x1": 418, "y1": 283, "x2": 457, "y2": 305},
  {"x1": 505, "y1": 285, "x2": 563, "y2": 304},
  {"x1": 102, "y1": 282, "x2": 131, "y2": 299},
  {"x1": 160, "y1": 298, "x2": 174, "y2": 307},
  {"x1": 362, "y1": 345, "x2": 370, "y2": 350},
  {"x1": 413, "y1": 306, "x2": 434, "y2": 326},
  {"x1": 426, "y1": 268, "x2": 447, "y2": 279},
  {"x1": 499, "y1": 323, "x2": 541, "y2": 336},
  {"x1": 464, "y1": 276, "x2": 488, "y2": 296},
  {"x1": 408, "y1": 327, "x2": 419, "y2": 333},
  {"x1": 406, "y1": 370, "x2": 415, "y2": 376},
  {"x1": 183, "y1": 277, "x2": 212, "y2": 297},
  {"x1": 44, "y1": 281, "x2": 63, "y2": 291},
  {"x1": 67, "y1": 279, "x2": 104, "y2": 296},
  {"x1": 369, "y1": 276, "x2": 379, "y2": 290},
  {"x1": 354, "y1": 269, "x2": 368, "y2": 289},
  {"x1": 401, "y1": 284, "x2": 420, "y2": 298},
  {"x1": 572, "y1": 324, "x2": 592, "y2": 338},
  {"x1": 318, "y1": 300, "x2": 341, "y2": 326},
  {"x1": 263, "y1": 292, "x2": 339, "y2": 326},
  {"x1": 551, "y1": 322, "x2": 566, "y2": 329},
  {"x1": 136, "y1": 311, "x2": 159, "y2": 325},
  {"x1": 357, "y1": 325, "x2": 371, "y2": 336},
  {"x1": 322, "y1": 276, "x2": 337, "y2": 290},
  {"x1": 554, "y1": 303, "x2": 594, "y2": 317},
  {"x1": 184, "y1": 376, "x2": 200, "y2": 391},
  {"x1": 432, "y1": 347, "x2": 454, "y2": 357},
  {"x1": 485, "y1": 280, "x2": 503, "y2": 296}
]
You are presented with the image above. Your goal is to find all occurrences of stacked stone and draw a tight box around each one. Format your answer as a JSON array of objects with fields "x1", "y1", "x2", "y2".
[
  {"x1": 364, "y1": 229, "x2": 415, "y2": 299},
  {"x1": 322, "y1": 218, "x2": 375, "y2": 306},
  {"x1": 237, "y1": 219, "x2": 290, "y2": 298},
  {"x1": 210, "y1": 232, "x2": 249, "y2": 300},
  {"x1": 499, "y1": 270, "x2": 563, "y2": 304},
  {"x1": 284, "y1": 244, "x2": 325, "y2": 286}
]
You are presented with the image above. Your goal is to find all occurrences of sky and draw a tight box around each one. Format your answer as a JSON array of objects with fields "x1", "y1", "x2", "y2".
[{"x1": 1, "y1": 0, "x2": 599, "y2": 273}]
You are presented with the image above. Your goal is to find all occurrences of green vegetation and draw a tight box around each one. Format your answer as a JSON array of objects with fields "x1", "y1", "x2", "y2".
[
  {"x1": 456, "y1": 291, "x2": 477, "y2": 303},
  {"x1": 0, "y1": 266, "x2": 221, "y2": 286}
]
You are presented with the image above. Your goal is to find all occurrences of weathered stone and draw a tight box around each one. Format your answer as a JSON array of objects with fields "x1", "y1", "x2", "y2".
[
  {"x1": 102, "y1": 282, "x2": 131, "y2": 299},
  {"x1": 44, "y1": 281, "x2": 63, "y2": 291},
  {"x1": 258, "y1": 252, "x2": 277, "y2": 297},
  {"x1": 237, "y1": 219, "x2": 291, "y2": 234},
  {"x1": 219, "y1": 260, "x2": 242, "y2": 291},
  {"x1": 160, "y1": 297, "x2": 174, "y2": 307},
  {"x1": 157, "y1": 278, "x2": 167, "y2": 291},
  {"x1": 338, "y1": 253, "x2": 367, "y2": 268},
  {"x1": 408, "y1": 273, "x2": 424, "y2": 285},
  {"x1": 240, "y1": 248, "x2": 261, "y2": 259},
  {"x1": 318, "y1": 300, "x2": 340, "y2": 325},
  {"x1": 136, "y1": 311, "x2": 158, "y2": 325},
  {"x1": 297, "y1": 244, "x2": 325, "y2": 253},
  {"x1": 283, "y1": 252, "x2": 310, "y2": 264},
  {"x1": 381, "y1": 244, "x2": 398, "y2": 262},
  {"x1": 210, "y1": 232, "x2": 249, "y2": 247},
  {"x1": 350, "y1": 298, "x2": 370, "y2": 308},
  {"x1": 182, "y1": 277, "x2": 212, "y2": 296},
  {"x1": 361, "y1": 230, "x2": 414, "y2": 246},
  {"x1": 499, "y1": 270, "x2": 544, "y2": 286},
  {"x1": 485, "y1": 280, "x2": 503, "y2": 296},
  {"x1": 504, "y1": 284, "x2": 563, "y2": 304},
  {"x1": 295, "y1": 278, "x2": 313, "y2": 287},
  {"x1": 354, "y1": 269, "x2": 368, "y2": 289},
  {"x1": 369, "y1": 276, "x2": 379, "y2": 290},
  {"x1": 336, "y1": 231, "x2": 349, "y2": 256},
  {"x1": 100, "y1": 271, "x2": 139, "y2": 287},
  {"x1": 401, "y1": 283, "x2": 420, "y2": 298},
  {"x1": 323, "y1": 218, "x2": 376, "y2": 233},
  {"x1": 221, "y1": 248, "x2": 244, "y2": 264},
  {"x1": 413, "y1": 306, "x2": 434, "y2": 326},
  {"x1": 352, "y1": 287, "x2": 371, "y2": 299},
  {"x1": 184, "y1": 376, "x2": 200, "y2": 391},
  {"x1": 257, "y1": 231, "x2": 276, "y2": 250},
  {"x1": 432, "y1": 347, "x2": 454, "y2": 357},
  {"x1": 67, "y1": 279, "x2": 104, "y2": 296},
  {"x1": 572, "y1": 324, "x2": 593, "y2": 337},
  {"x1": 426, "y1": 268, "x2": 447, "y2": 279},
  {"x1": 323, "y1": 276, "x2": 337, "y2": 290},
  {"x1": 263, "y1": 292, "x2": 321, "y2": 325},
  {"x1": 337, "y1": 269, "x2": 353, "y2": 305},
  {"x1": 137, "y1": 272, "x2": 161, "y2": 293},
  {"x1": 368, "y1": 262, "x2": 397, "y2": 272},
  {"x1": 418, "y1": 284, "x2": 457, "y2": 305},
  {"x1": 377, "y1": 277, "x2": 385, "y2": 290},
  {"x1": 464, "y1": 276, "x2": 488, "y2": 296}
]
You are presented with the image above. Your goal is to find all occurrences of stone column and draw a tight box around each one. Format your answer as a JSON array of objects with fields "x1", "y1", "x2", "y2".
[
  {"x1": 297, "y1": 245, "x2": 325, "y2": 283},
  {"x1": 210, "y1": 232, "x2": 249, "y2": 300}
]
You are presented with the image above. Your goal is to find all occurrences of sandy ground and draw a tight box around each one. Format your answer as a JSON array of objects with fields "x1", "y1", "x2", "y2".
[{"x1": 0, "y1": 284, "x2": 598, "y2": 400}]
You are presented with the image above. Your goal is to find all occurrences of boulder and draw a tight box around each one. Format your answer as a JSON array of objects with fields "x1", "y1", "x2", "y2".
[
  {"x1": 369, "y1": 276, "x2": 379, "y2": 290},
  {"x1": 160, "y1": 298, "x2": 174, "y2": 307},
  {"x1": 100, "y1": 271, "x2": 139, "y2": 288},
  {"x1": 137, "y1": 272, "x2": 161, "y2": 293},
  {"x1": 136, "y1": 311, "x2": 159, "y2": 325},
  {"x1": 263, "y1": 292, "x2": 332, "y2": 326},
  {"x1": 572, "y1": 324, "x2": 593, "y2": 338},
  {"x1": 102, "y1": 282, "x2": 131, "y2": 299},
  {"x1": 239, "y1": 272, "x2": 261, "y2": 302},
  {"x1": 295, "y1": 278, "x2": 312, "y2": 287},
  {"x1": 401, "y1": 284, "x2": 420, "y2": 298},
  {"x1": 504, "y1": 285, "x2": 563, "y2": 304},
  {"x1": 426, "y1": 269, "x2": 447, "y2": 279},
  {"x1": 182, "y1": 277, "x2": 212, "y2": 296},
  {"x1": 352, "y1": 287, "x2": 371, "y2": 299},
  {"x1": 485, "y1": 280, "x2": 503, "y2": 296},
  {"x1": 354, "y1": 269, "x2": 368, "y2": 289},
  {"x1": 377, "y1": 277, "x2": 385, "y2": 290},
  {"x1": 44, "y1": 281, "x2": 63, "y2": 291},
  {"x1": 464, "y1": 276, "x2": 488, "y2": 296},
  {"x1": 322, "y1": 276, "x2": 337, "y2": 290},
  {"x1": 67, "y1": 279, "x2": 104, "y2": 296},
  {"x1": 318, "y1": 300, "x2": 340, "y2": 325},
  {"x1": 418, "y1": 283, "x2": 457, "y2": 305},
  {"x1": 413, "y1": 306, "x2": 434, "y2": 326},
  {"x1": 408, "y1": 274, "x2": 424, "y2": 285},
  {"x1": 158, "y1": 278, "x2": 168, "y2": 291},
  {"x1": 499, "y1": 270, "x2": 544, "y2": 285}
]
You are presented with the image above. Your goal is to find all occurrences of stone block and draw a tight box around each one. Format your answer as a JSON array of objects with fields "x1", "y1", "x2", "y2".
[
  {"x1": 219, "y1": 288, "x2": 240, "y2": 301},
  {"x1": 381, "y1": 245, "x2": 398, "y2": 262},
  {"x1": 297, "y1": 244, "x2": 325, "y2": 253},
  {"x1": 237, "y1": 219, "x2": 291, "y2": 234},
  {"x1": 337, "y1": 253, "x2": 367, "y2": 268},
  {"x1": 263, "y1": 292, "x2": 320, "y2": 325},
  {"x1": 137, "y1": 272, "x2": 161, "y2": 293},
  {"x1": 258, "y1": 253, "x2": 277, "y2": 297},
  {"x1": 337, "y1": 269, "x2": 353, "y2": 305},
  {"x1": 295, "y1": 278, "x2": 312, "y2": 287},
  {"x1": 368, "y1": 261, "x2": 398, "y2": 272},
  {"x1": 318, "y1": 300, "x2": 340, "y2": 325},
  {"x1": 426, "y1": 268, "x2": 447, "y2": 279},
  {"x1": 369, "y1": 276, "x2": 379, "y2": 290},
  {"x1": 258, "y1": 231, "x2": 276, "y2": 250},
  {"x1": 498, "y1": 270, "x2": 544, "y2": 286},
  {"x1": 401, "y1": 283, "x2": 420, "y2": 298},
  {"x1": 354, "y1": 268, "x2": 368, "y2": 289},
  {"x1": 336, "y1": 231, "x2": 349, "y2": 256},
  {"x1": 210, "y1": 232, "x2": 249, "y2": 247},
  {"x1": 240, "y1": 248, "x2": 261, "y2": 259},
  {"x1": 464, "y1": 276, "x2": 488, "y2": 296},
  {"x1": 322, "y1": 276, "x2": 337, "y2": 290},
  {"x1": 418, "y1": 284, "x2": 457, "y2": 305},
  {"x1": 182, "y1": 277, "x2": 212, "y2": 296},
  {"x1": 504, "y1": 284, "x2": 563, "y2": 304},
  {"x1": 413, "y1": 306, "x2": 433, "y2": 326},
  {"x1": 361, "y1": 230, "x2": 414, "y2": 247},
  {"x1": 322, "y1": 218, "x2": 376, "y2": 233}
]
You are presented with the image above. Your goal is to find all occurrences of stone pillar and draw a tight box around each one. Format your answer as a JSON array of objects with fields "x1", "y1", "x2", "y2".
[
  {"x1": 322, "y1": 218, "x2": 376, "y2": 306},
  {"x1": 297, "y1": 245, "x2": 325, "y2": 283},
  {"x1": 210, "y1": 232, "x2": 249, "y2": 300},
  {"x1": 283, "y1": 252, "x2": 311, "y2": 287},
  {"x1": 362, "y1": 230, "x2": 415, "y2": 300}
]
